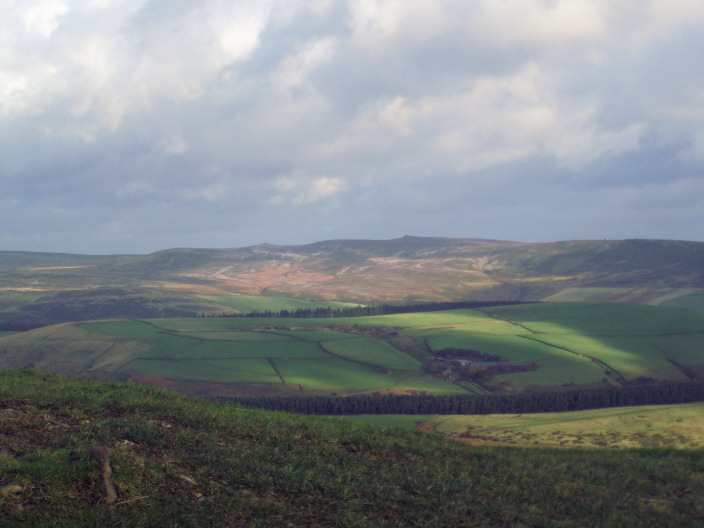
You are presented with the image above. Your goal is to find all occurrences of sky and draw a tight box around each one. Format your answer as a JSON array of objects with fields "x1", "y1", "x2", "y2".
[{"x1": 2, "y1": 0, "x2": 704, "y2": 254}]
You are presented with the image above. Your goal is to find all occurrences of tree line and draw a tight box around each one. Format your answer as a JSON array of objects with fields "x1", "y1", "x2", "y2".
[
  {"x1": 203, "y1": 300, "x2": 529, "y2": 319},
  {"x1": 219, "y1": 380, "x2": 704, "y2": 415}
]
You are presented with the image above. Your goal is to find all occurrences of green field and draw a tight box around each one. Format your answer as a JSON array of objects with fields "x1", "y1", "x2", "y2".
[
  {"x1": 123, "y1": 358, "x2": 280, "y2": 383},
  {"x1": 663, "y1": 291, "x2": 704, "y2": 309},
  {"x1": 272, "y1": 329, "x2": 359, "y2": 341},
  {"x1": 2, "y1": 303, "x2": 704, "y2": 397},
  {"x1": 536, "y1": 334, "x2": 687, "y2": 382},
  {"x1": 651, "y1": 333, "x2": 704, "y2": 365},
  {"x1": 3, "y1": 317, "x2": 467, "y2": 396},
  {"x1": 275, "y1": 359, "x2": 463, "y2": 394},
  {"x1": 322, "y1": 337, "x2": 423, "y2": 370},
  {"x1": 487, "y1": 302, "x2": 704, "y2": 336},
  {"x1": 344, "y1": 402, "x2": 704, "y2": 449},
  {"x1": 160, "y1": 340, "x2": 328, "y2": 360}
]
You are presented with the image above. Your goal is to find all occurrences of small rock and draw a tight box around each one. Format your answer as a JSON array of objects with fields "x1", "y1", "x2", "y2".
[{"x1": 0, "y1": 446, "x2": 13, "y2": 459}]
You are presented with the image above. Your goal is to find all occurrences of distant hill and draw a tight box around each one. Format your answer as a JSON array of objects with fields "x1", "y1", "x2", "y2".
[{"x1": 2, "y1": 237, "x2": 704, "y2": 325}]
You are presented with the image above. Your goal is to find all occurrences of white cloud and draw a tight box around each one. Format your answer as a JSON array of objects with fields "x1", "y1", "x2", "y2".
[
  {"x1": 270, "y1": 173, "x2": 346, "y2": 205},
  {"x1": 20, "y1": 0, "x2": 68, "y2": 37},
  {"x1": 474, "y1": 0, "x2": 608, "y2": 47},
  {"x1": 211, "y1": 2, "x2": 269, "y2": 64},
  {"x1": 347, "y1": 0, "x2": 451, "y2": 51},
  {"x1": 273, "y1": 37, "x2": 337, "y2": 92}
]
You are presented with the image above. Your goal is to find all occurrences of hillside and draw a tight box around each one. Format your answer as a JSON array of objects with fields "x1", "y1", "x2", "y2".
[
  {"x1": 347, "y1": 402, "x2": 704, "y2": 449},
  {"x1": 1, "y1": 370, "x2": 702, "y2": 527},
  {"x1": 2, "y1": 303, "x2": 703, "y2": 399},
  {"x1": 2, "y1": 237, "x2": 704, "y2": 325}
]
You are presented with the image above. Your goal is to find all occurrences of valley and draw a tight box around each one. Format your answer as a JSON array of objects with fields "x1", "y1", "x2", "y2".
[
  {"x1": 2, "y1": 302, "x2": 703, "y2": 400},
  {"x1": 2, "y1": 237, "x2": 704, "y2": 525}
]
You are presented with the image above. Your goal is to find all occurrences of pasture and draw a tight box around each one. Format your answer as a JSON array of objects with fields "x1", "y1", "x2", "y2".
[
  {"x1": 1, "y1": 302, "x2": 703, "y2": 396},
  {"x1": 321, "y1": 336, "x2": 423, "y2": 370},
  {"x1": 71, "y1": 318, "x2": 470, "y2": 396},
  {"x1": 344, "y1": 402, "x2": 704, "y2": 449},
  {"x1": 663, "y1": 290, "x2": 704, "y2": 309},
  {"x1": 486, "y1": 302, "x2": 704, "y2": 336}
]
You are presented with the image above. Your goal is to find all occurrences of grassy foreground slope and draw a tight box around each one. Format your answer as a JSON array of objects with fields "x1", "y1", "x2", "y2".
[{"x1": 1, "y1": 370, "x2": 703, "y2": 527}]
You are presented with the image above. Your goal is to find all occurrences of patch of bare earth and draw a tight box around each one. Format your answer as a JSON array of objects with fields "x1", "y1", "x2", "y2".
[
  {"x1": 178, "y1": 265, "x2": 334, "y2": 295},
  {"x1": 415, "y1": 422, "x2": 437, "y2": 432}
]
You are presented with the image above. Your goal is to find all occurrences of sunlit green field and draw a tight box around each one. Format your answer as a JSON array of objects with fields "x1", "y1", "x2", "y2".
[
  {"x1": 322, "y1": 337, "x2": 422, "y2": 370},
  {"x1": 487, "y1": 302, "x2": 704, "y2": 336},
  {"x1": 343, "y1": 402, "x2": 704, "y2": 449}
]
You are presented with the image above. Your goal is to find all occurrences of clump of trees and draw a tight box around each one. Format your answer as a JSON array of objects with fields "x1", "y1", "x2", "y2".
[
  {"x1": 435, "y1": 348, "x2": 504, "y2": 362},
  {"x1": 430, "y1": 347, "x2": 538, "y2": 382},
  {"x1": 460, "y1": 362, "x2": 538, "y2": 381}
]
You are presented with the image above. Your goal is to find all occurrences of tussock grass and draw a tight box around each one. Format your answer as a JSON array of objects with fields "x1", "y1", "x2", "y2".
[{"x1": 2, "y1": 370, "x2": 704, "y2": 527}]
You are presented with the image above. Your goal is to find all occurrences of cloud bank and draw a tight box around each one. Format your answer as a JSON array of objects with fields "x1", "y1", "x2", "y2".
[{"x1": 2, "y1": 0, "x2": 703, "y2": 252}]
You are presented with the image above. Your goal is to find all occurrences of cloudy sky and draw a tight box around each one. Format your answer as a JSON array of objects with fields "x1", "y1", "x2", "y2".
[{"x1": 2, "y1": 0, "x2": 704, "y2": 254}]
